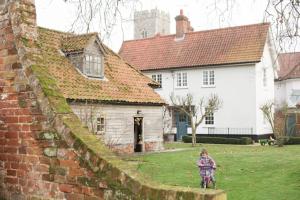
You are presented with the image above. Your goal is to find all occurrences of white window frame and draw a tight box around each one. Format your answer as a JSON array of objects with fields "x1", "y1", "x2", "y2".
[
  {"x1": 205, "y1": 109, "x2": 214, "y2": 125},
  {"x1": 152, "y1": 74, "x2": 162, "y2": 88},
  {"x1": 176, "y1": 72, "x2": 188, "y2": 88},
  {"x1": 96, "y1": 116, "x2": 105, "y2": 134},
  {"x1": 263, "y1": 68, "x2": 267, "y2": 87},
  {"x1": 203, "y1": 70, "x2": 215, "y2": 87},
  {"x1": 84, "y1": 53, "x2": 103, "y2": 78}
]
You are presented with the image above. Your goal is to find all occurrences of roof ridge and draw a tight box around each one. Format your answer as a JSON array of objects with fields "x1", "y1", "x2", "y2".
[
  {"x1": 38, "y1": 26, "x2": 73, "y2": 35},
  {"x1": 64, "y1": 32, "x2": 98, "y2": 38},
  {"x1": 280, "y1": 52, "x2": 300, "y2": 55},
  {"x1": 123, "y1": 22, "x2": 269, "y2": 43}
]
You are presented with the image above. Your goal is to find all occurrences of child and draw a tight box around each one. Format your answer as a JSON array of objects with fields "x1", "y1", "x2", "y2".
[{"x1": 197, "y1": 148, "x2": 216, "y2": 189}]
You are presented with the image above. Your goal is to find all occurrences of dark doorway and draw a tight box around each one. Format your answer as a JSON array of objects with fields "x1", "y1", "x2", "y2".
[{"x1": 134, "y1": 117, "x2": 143, "y2": 152}]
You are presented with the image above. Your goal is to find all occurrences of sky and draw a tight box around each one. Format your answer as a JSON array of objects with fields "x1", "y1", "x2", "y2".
[{"x1": 35, "y1": 0, "x2": 295, "y2": 52}]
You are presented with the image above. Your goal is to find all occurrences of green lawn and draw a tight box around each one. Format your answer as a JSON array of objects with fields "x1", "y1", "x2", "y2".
[{"x1": 124, "y1": 143, "x2": 300, "y2": 200}]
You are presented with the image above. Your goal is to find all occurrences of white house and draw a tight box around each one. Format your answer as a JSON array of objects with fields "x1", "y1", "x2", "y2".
[
  {"x1": 120, "y1": 10, "x2": 278, "y2": 141},
  {"x1": 275, "y1": 52, "x2": 300, "y2": 108}
]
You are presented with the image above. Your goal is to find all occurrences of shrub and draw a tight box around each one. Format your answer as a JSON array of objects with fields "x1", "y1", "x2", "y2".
[
  {"x1": 182, "y1": 136, "x2": 252, "y2": 145},
  {"x1": 240, "y1": 137, "x2": 253, "y2": 145},
  {"x1": 285, "y1": 137, "x2": 300, "y2": 145},
  {"x1": 277, "y1": 136, "x2": 290, "y2": 147}
]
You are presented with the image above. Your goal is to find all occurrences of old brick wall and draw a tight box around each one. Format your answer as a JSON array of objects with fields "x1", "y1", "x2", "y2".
[
  {"x1": 0, "y1": 1, "x2": 227, "y2": 200},
  {"x1": 0, "y1": 1, "x2": 111, "y2": 199}
]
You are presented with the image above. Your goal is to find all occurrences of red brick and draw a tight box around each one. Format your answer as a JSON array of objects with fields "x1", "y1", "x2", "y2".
[
  {"x1": 0, "y1": 154, "x2": 8, "y2": 161},
  {"x1": 5, "y1": 177, "x2": 18, "y2": 184},
  {"x1": 18, "y1": 116, "x2": 32, "y2": 123},
  {"x1": 7, "y1": 169, "x2": 16, "y2": 176},
  {"x1": 21, "y1": 124, "x2": 30, "y2": 131},
  {"x1": 5, "y1": 131, "x2": 19, "y2": 139},
  {"x1": 4, "y1": 147, "x2": 18, "y2": 153},
  {"x1": 66, "y1": 193, "x2": 84, "y2": 200},
  {"x1": 10, "y1": 162, "x2": 19, "y2": 169},
  {"x1": 36, "y1": 164, "x2": 49, "y2": 173},
  {"x1": 59, "y1": 184, "x2": 73, "y2": 193},
  {"x1": 4, "y1": 116, "x2": 19, "y2": 123},
  {"x1": 16, "y1": 170, "x2": 25, "y2": 177},
  {"x1": 6, "y1": 139, "x2": 19, "y2": 146}
]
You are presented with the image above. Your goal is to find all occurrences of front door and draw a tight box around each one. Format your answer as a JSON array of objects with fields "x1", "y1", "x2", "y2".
[
  {"x1": 286, "y1": 113, "x2": 296, "y2": 136},
  {"x1": 176, "y1": 111, "x2": 188, "y2": 141}
]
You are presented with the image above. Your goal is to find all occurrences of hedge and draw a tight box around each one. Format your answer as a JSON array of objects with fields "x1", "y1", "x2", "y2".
[
  {"x1": 182, "y1": 136, "x2": 253, "y2": 145},
  {"x1": 284, "y1": 137, "x2": 300, "y2": 145}
]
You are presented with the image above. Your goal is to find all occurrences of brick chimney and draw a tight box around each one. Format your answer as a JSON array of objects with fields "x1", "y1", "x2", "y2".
[{"x1": 175, "y1": 9, "x2": 193, "y2": 38}]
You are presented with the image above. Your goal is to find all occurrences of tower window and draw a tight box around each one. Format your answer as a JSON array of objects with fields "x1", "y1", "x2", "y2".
[{"x1": 141, "y1": 29, "x2": 148, "y2": 38}]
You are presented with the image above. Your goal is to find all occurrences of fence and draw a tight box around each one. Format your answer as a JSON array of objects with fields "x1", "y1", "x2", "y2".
[{"x1": 206, "y1": 127, "x2": 254, "y2": 135}]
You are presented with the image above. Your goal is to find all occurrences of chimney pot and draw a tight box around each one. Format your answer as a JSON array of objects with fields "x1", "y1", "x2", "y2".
[{"x1": 175, "y1": 9, "x2": 193, "y2": 38}]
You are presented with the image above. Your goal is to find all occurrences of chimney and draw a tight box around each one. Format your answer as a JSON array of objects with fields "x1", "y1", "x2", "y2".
[{"x1": 175, "y1": 9, "x2": 193, "y2": 38}]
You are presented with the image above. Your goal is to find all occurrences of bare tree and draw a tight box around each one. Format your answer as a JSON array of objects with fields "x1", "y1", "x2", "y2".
[
  {"x1": 260, "y1": 102, "x2": 276, "y2": 135},
  {"x1": 170, "y1": 93, "x2": 222, "y2": 147},
  {"x1": 63, "y1": 0, "x2": 139, "y2": 41},
  {"x1": 265, "y1": 0, "x2": 300, "y2": 51}
]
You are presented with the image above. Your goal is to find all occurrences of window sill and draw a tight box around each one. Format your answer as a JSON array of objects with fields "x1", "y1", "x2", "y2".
[
  {"x1": 202, "y1": 85, "x2": 216, "y2": 88},
  {"x1": 175, "y1": 86, "x2": 188, "y2": 89},
  {"x1": 203, "y1": 125, "x2": 215, "y2": 128}
]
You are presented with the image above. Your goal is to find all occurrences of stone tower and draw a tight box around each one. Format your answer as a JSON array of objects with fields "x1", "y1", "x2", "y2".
[{"x1": 134, "y1": 9, "x2": 170, "y2": 39}]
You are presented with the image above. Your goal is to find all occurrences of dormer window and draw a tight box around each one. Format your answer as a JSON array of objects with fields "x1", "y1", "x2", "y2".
[{"x1": 84, "y1": 54, "x2": 103, "y2": 78}]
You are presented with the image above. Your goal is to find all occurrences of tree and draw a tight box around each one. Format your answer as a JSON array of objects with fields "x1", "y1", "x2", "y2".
[
  {"x1": 260, "y1": 101, "x2": 288, "y2": 138},
  {"x1": 170, "y1": 93, "x2": 222, "y2": 147},
  {"x1": 260, "y1": 102, "x2": 276, "y2": 135},
  {"x1": 63, "y1": 0, "x2": 139, "y2": 41}
]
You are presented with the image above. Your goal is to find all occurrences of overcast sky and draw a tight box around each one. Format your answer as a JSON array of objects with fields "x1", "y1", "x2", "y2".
[{"x1": 36, "y1": 0, "x2": 296, "y2": 52}]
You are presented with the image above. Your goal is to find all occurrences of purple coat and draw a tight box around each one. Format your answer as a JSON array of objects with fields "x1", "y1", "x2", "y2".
[{"x1": 197, "y1": 156, "x2": 216, "y2": 177}]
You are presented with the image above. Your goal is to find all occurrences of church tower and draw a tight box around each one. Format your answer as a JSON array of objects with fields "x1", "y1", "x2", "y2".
[{"x1": 134, "y1": 9, "x2": 170, "y2": 39}]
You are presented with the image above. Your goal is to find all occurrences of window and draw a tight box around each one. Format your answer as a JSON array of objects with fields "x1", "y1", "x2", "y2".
[
  {"x1": 205, "y1": 109, "x2": 214, "y2": 125},
  {"x1": 152, "y1": 74, "x2": 162, "y2": 88},
  {"x1": 263, "y1": 68, "x2": 267, "y2": 87},
  {"x1": 84, "y1": 54, "x2": 103, "y2": 77},
  {"x1": 203, "y1": 70, "x2": 215, "y2": 86},
  {"x1": 176, "y1": 72, "x2": 188, "y2": 88},
  {"x1": 141, "y1": 29, "x2": 148, "y2": 38},
  {"x1": 96, "y1": 116, "x2": 105, "y2": 134}
]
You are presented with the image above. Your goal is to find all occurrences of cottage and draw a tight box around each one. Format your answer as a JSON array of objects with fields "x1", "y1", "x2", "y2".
[
  {"x1": 275, "y1": 52, "x2": 300, "y2": 108},
  {"x1": 120, "y1": 10, "x2": 278, "y2": 141},
  {"x1": 37, "y1": 27, "x2": 165, "y2": 153}
]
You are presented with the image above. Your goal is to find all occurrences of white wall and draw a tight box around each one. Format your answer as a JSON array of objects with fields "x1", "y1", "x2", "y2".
[
  {"x1": 255, "y1": 41, "x2": 276, "y2": 135},
  {"x1": 145, "y1": 64, "x2": 258, "y2": 135},
  {"x1": 275, "y1": 79, "x2": 300, "y2": 108},
  {"x1": 70, "y1": 103, "x2": 164, "y2": 149}
]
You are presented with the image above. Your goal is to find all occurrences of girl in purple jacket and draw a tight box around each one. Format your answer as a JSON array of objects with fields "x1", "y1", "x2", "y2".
[{"x1": 197, "y1": 148, "x2": 216, "y2": 188}]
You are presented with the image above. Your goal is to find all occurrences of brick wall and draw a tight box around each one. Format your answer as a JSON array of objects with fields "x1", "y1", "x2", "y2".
[{"x1": 0, "y1": 1, "x2": 227, "y2": 199}]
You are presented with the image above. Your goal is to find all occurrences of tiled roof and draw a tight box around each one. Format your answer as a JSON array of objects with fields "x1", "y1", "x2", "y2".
[
  {"x1": 61, "y1": 33, "x2": 98, "y2": 52},
  {"x1": 119, "y1": 23, "x2": 270, "y2": 71},
  {"x1": 278, "y1": 52, "x2": 300, "y2": 80},
  {"x1": 35, "y1": 27, "x2": 164, "y2": 105}
]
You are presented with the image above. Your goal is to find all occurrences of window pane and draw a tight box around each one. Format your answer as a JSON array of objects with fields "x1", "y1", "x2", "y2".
[
  {"x1": 209, "y1": 70, "x2": 214, "y2": 85},
  {"x1": 157, "y1": 74, "x2": 162, "y2": 87},
  {"x1": 152, "y1": 74, "x2": 156, "y2": 81},
  {"x1": 177, "y1": 73, "x2": 182, "y2": 87},
  {"x1": 85, "y1": 55, "x2": 91, "y2": 74},
  {"x1": 203, "y1": 71, "x2": 208, "y2": 85},
  {"x1": 182, "y1": 72, "x2": 187, "y2": 86}
]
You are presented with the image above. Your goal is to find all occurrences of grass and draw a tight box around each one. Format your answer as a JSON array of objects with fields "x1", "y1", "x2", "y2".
[{"x1": 124, "y1": 143, "x2": 300, "y2": 200}]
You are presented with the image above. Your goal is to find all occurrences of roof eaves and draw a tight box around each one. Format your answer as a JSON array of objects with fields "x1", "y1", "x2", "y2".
[{"x1": 140, "y1": 60, "x2": 261, "y2": 72}]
